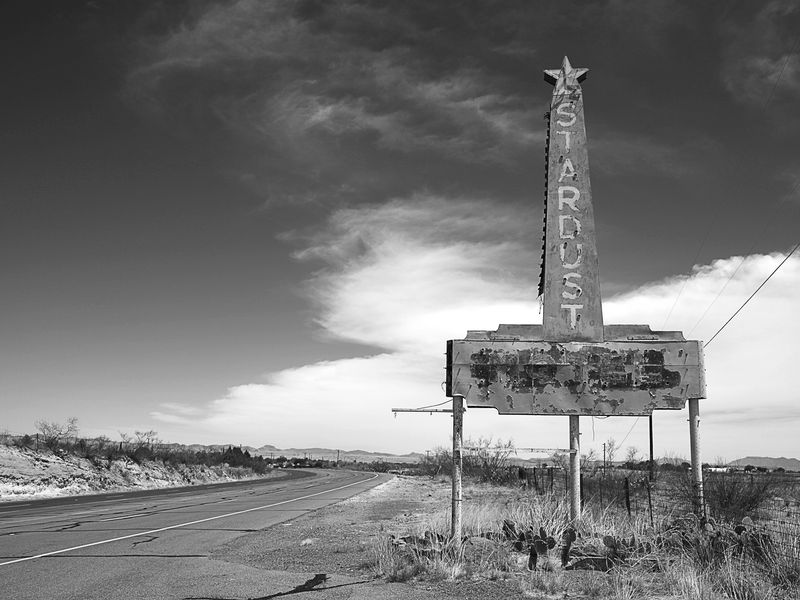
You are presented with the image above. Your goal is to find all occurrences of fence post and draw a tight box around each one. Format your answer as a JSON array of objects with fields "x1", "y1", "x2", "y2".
[
  {"x1": 646, "y1": 478, "x2": 654, "y2": 528},
  {"x1": 599, "y1": 471, "x2": 604, "y2": 508},
  {"x1": 624, "y1": 477, "x2": 631, "y2": 516}
]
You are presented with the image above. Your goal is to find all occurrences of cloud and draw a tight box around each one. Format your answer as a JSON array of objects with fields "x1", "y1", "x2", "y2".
[
  {"x1": 125, "y1": 0, "x2": 546, "y2": 197},
  {"x1": 153, "y1": 196, "x2": 800, "y2": 457},
  {"x1": 720, "y1": 0, "x2": 800, "y2": 111},
  {"x1": 289, "y1": 194, "x2": 541, "y2": 351}
]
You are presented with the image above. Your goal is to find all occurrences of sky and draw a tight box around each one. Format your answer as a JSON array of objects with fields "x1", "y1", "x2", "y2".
[{"x1": 2, "y1": 0, "x2": 799, "y2": 462}]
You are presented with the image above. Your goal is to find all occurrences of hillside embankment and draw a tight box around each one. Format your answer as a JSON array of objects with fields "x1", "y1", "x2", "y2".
[{"x1": 0, "y1": 444, "x2": 276, "y2": 501}]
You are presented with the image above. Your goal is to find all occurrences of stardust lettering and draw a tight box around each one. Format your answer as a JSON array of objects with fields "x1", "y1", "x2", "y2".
[{"x1": 554, "y1": 100, "x2": 585, "y2": 329}]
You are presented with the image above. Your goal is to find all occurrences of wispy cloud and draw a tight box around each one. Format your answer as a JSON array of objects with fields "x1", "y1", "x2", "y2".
[
  {"x1": 126, "y1": 0, "x2": 546, "y2": 204},
  {"x1": 287, "y1": 194, "x2": 541, "y2": 352},
  {"x1": 720, "y1": 0, "x2": 800, "y2": 111}
]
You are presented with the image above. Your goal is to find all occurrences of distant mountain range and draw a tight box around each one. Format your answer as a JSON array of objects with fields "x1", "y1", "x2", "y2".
[
  {"x1": 170, "y1": 444, "x2": 798, "y2": 471},
  {"x1": 729, "y1": 456, "x2": 800, "y2": 471},
  {"x1": 169, "y1": 443, "x2": 423, "y2": 463},
  {"x1": 253, "y1": 445, "x2": 423, "y2": 463}
]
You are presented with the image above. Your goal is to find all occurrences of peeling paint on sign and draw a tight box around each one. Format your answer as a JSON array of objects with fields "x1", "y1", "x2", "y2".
[{"x1": 447, "y1": 325, "x2": 705, "y2": 416}]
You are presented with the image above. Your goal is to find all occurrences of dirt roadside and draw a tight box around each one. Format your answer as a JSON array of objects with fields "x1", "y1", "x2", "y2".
[{"x1": 211, "y1": 474, "x2": 533, "y2": 600}]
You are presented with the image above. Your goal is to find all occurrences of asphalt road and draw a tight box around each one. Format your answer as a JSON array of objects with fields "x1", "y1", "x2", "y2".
[{"x1": 0, "y1": 469, "x2": 387, "y2": 599}]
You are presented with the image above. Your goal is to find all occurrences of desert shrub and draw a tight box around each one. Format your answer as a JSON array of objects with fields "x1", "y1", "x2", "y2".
[
  {"x1": 369, "y1": 535, "x2": 425, "y2": 582},
  {"x1": 34, "y1": 417, "x2": 79, "y2": 450},
  {"x1": 462, "y1": 438, "x2": 516, "y2": 484},
  {"x1": 131, "y1": 445, "x2": 153, "y2": 463},
  {"x1": 14, "y1": 434, "x2": 33, "y2": 448},
  {"x1": 704, "y1": 472, "x2": 777, "y2": 521},
  {"x1": 417, "y1": 447, "x2": 452, "y2": 478}
]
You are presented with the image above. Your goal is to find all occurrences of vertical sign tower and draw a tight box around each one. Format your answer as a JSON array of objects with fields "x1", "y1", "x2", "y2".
[
  {"x1": 542, "y1": 56, "x2": 603, "y2": 342},
  {"x1": 446, "y1": 57, "x2": 707, "y2": 523}
]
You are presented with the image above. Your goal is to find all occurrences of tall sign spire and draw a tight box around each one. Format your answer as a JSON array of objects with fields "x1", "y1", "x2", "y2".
[
  {"x1": 446, "y1": 56, "x2": 705, "y2": 419},
  {"x1": 541, "y1": 56, "x2": 603, "y2": 342}
]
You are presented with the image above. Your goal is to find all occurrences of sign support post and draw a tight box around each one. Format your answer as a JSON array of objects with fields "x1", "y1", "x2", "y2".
[
  {"x1": 451, "y1": 395, "x2": 464, "y2": 544},
  {"x1": 688, "y1": 397, "x2": 705, "y2": 516},
  {"x1": 568, "y1": 415, "x2": 581, "y2": 521}
]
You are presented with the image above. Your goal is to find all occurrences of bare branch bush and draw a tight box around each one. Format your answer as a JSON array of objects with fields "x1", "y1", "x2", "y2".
[
  {"x1": 605, "y1": 437, "x2": 618, "y2": 464},
  {"x1": 463, "y1": 437, "x2": 516, "y2": 484},
  {"x1": 34, "y1": 417, "x2": 79, "y2": 450},
  {"x1": 624, "y1": 446, "x2": 640, "y2": 467}
]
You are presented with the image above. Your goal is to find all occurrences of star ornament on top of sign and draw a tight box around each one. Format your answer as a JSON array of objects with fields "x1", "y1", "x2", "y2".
[{"x1": 544, "y1": 56, "x2": 589, "y2": 95}]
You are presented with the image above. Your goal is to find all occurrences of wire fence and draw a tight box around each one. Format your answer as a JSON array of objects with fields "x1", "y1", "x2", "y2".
[{"x1": 560, "y1": 468, "x2": 800, "y2": 561}]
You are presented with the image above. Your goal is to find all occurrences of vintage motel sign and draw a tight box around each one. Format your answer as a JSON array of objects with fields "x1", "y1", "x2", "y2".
[{"x1": 446, "y1": 57, "x2": 706, "y2": 417}]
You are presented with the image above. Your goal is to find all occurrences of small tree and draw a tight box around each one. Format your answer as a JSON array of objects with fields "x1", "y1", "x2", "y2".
[
  {"x1": 134, "y1": 430, "x2": 160, "y2": 449},
  {"x1": 34, "y1": 417, "x2": 79, "y2": 450},
  {"x1": 624, "y1": 446, "x2": 640, "y2": 467},
  {"x1": 581, "y1": 448, "x2": 598, "y2": 473},
  {"x1": 605, "y1": 437, "x2": 618, "y2": 465},
  {"x1": 550, "y1": 451, "x2": 568, "y2": 471},
  {"x1": 463, "y1": 437, "x2": 516, "y2": 483}
]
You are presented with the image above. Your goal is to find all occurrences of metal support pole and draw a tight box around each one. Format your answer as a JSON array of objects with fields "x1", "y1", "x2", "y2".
[
  {"x1": 688, "y1": 398, "x2": 705, "y2": 517},
  {"x1": 648, "y1": 414, "x2": 655, "y2": 482},
  {"x1": 569, "y1": 415, "x2": 581, "y2": 522},
  {"x1": 451, "y1": 395, "x2": 463, "y2": 545}
]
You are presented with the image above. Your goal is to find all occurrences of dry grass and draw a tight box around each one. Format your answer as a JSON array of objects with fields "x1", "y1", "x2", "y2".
[{"x1": 368, "y1": 478, "x2": 800, "y2": 600}]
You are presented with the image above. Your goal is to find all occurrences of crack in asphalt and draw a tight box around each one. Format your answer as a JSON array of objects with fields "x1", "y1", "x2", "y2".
[{"x1": 130, "y1": 535, "x2": 158, "y2": 548}]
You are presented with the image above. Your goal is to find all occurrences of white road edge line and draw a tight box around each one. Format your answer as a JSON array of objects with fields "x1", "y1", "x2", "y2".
[{"x1": 0, "y1": 473, "x2": 380, "y2": 567}]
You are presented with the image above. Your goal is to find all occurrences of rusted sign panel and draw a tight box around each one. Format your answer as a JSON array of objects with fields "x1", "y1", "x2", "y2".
[
  {"x1": 446, "y1": 325, "x2": 704, "y2": 416},
  {"x1": 541, "y1": 57, "x2": 603, "y2": 342}
]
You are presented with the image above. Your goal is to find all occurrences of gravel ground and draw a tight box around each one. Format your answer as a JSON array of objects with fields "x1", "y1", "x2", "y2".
[{"x1": 212, "y1": 474, "x2": 537, "y2": 599}]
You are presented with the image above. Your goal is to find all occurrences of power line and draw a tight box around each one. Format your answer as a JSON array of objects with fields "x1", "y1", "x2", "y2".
[
  {"x1": 704, "y1": 240, "x2": 800, "y2": 348},
  {"x1": 661, "y1": 221, "x2": 712, "y2": 330},
  {"x1": 619, "y1": 417, "x2": 641, "y2": 448},
  {"x1": 763, "y1": 33, "x2": 800, "y2": 109},
  {"x1": 668, "y1": 33, "x2": 799, "y2": 331},
  {"x1": 688, "y1": 180, "x2": 799, "y2": 337}
]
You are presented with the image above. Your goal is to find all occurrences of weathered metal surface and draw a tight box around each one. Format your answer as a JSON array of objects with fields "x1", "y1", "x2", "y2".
[
  {"x1": 447, "y1": 325, "x2": 705, "y2": 415},
  {"x1": 541, "y1": 56, "x2": 603, "y2": 342}
]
